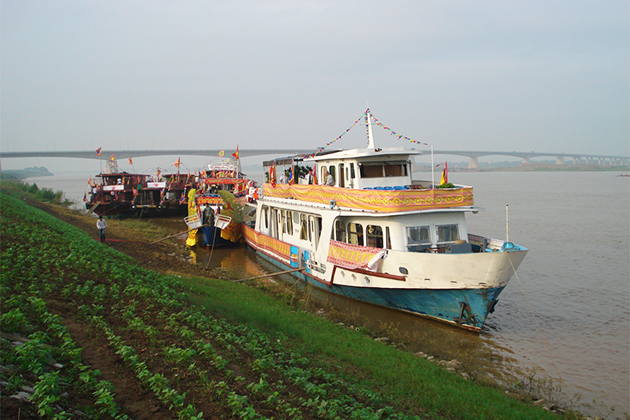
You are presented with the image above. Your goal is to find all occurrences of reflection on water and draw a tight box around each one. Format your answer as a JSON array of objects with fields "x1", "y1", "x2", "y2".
[{"x1": 190, "y1": 244, "x2": 267, "y2": 280}]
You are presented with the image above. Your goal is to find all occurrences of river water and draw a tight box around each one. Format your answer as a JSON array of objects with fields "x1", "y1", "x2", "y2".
[{"x1": 25, "y1": 170, "x2": 630, "y2": 417}]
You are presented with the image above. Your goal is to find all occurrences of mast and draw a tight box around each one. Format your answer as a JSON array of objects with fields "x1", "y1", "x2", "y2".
[{"x1": 366, "y1": 109, "x2": 375, "y2": 149}]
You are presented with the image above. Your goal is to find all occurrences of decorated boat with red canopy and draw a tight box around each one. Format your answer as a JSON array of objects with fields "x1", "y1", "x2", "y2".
[
  {"x1": 86, "y1": 160, "x2": 195, "y2": 217},
  {"x1": 185, "y1": 158, "x2": 256, "y2": 248}
]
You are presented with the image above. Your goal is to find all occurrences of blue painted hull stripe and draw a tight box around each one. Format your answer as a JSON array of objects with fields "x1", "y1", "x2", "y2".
[{"x1": 250, "y1": 247, "x2": 504, "y2": 331}]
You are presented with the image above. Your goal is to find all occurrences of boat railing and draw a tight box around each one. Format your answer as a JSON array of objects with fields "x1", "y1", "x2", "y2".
[{"x1": 407, "y1": 242, "x2": 474, "y2": 254}]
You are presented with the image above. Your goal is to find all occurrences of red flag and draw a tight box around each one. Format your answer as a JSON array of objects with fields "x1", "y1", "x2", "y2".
[
  {"x1": 129, "y1": 157, "x2": 133, "y2": 165},
  {"x1": 96, "y1": 147, "x2": 102, "y2": 156},
  {"x1": 174, "y1": 158, "x2": 181, "y2": 168},
  {"x1": 312, "y1": 163, "x2": 317, "y2": 185},
  {"x1": 269, "y1": 163, "x2": 276, "y2": 187},
  {"x1": 232, "y1": 145, "x2": 239, "y2": 160},
  {"x1": 440, "y1": 162, "x2": 448, "y2": 185}
]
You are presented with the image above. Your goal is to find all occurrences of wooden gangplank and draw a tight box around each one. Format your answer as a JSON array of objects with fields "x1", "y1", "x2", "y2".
[{"x1": 86, "y1": 201, "x2": 101, "y2": 215}]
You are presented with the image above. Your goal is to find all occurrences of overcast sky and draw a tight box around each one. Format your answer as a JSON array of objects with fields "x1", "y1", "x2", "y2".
[{"x1": 2, "y1": 0, "x2": 628, "y2": 162}]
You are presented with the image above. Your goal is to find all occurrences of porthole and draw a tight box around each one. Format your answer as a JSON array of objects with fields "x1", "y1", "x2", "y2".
[{"x1": 399, "y1": 267, "x2": 408, "y2": 275}]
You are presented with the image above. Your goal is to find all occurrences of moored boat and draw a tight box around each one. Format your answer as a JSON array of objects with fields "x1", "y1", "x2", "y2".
[
  {"x1": 186, "y1": 159, "x2": 256, "y2": 248},
  {"x1": 243, "y1": 109, "x2": 528, "y2": 332},
  {"x1": 87, "y1": 161, "x2": 194, "y2": 217}
]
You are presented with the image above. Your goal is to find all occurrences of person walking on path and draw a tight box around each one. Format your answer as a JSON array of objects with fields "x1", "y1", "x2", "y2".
[{"x1": 97, "y1": 216, "x2": 108, "y2": 243}]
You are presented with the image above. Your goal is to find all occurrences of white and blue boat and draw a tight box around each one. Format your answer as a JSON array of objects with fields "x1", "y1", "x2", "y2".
[{"x1": 243, "y1": 110, "x2": 527, "y2": 332}]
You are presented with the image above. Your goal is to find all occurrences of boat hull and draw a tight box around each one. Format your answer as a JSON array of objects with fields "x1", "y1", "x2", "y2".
[
  {"x1": 246, "y1": 238, "x2": 512, "y2": 332},
  {"x1": 198, "y1": 226, "x2": 236, "y2": 248}
]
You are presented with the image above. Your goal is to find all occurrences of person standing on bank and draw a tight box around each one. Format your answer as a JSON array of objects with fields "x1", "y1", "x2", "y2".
[{"x1": 97, "y1": 216, "x2": 108, "y2": 243}]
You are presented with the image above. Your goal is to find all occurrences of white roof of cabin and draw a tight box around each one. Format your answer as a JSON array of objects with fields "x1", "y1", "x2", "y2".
[{"x1": 304, "y1": 147, "x2": 421, "y2": 163}]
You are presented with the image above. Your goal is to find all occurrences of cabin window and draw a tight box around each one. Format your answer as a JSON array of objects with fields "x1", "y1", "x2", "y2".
[
  {"x1": 280, "y1": 211, "x2": 286, "y2": 234},
  {"x1": 437, "y1": 224, "x2": 460, "y2": 243},
  {"x1": 350, "y1": 163, "x2": 356, "y2": 179},
  {"x1": 338, "y1": 164, "x2": 345, "y2": 188},
  {"x1": 348, "y1": 222, "x2": 364, "y2": 246},
  {"x1": 309, "y1": 215, "x2": 322, "y2": 246},
  {"x1": 384, "y1": 163, "x2": 407, "y2": 177},
  {"x1": 359, "y1": 161, "x2": 409, "y2": 178},
  {"x1": 299, "y1": 214, "x2": 308, "y2": 240},
  {"x1": 360, "y1": 164, "x2": 382, "y2": 178},
  {"x1": 262, "y1": 207, "x2": 269, "y2": 229},
  {"x1": 407, "y1": 226, "x2": 431, "y2": 245},
  {"x1": 366, "y1": 225, "x2": 384, "y2": 248},
  {"x1": 285, "y1": 210, "x2": 293, "y2": 235},
  {"x1": 270, "y1": 209, "x2": 279, "y2": 239},
  {"x1": 335, "y1": 220, "x2": 346, "y2": 242}
]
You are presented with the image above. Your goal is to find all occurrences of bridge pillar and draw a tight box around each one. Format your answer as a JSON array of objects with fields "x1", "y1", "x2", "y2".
[
  {"x1": 521, "y1": 157, "x2": 531, "y2": 165},
  {"x1": 572, "y1": 157, "x2": 579, "y2": 164},
  {"x1": 468, "y1": 157, "x2": 479, "y2": 169},
  {"x1": 556, "y1": 156, "x2": 565, "y2": 165}
]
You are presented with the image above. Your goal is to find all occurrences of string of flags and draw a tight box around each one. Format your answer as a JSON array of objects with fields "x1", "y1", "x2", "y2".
[
  {"x1": 308, "y1": 110, "x2": 366, "y2": 157},
  {"x1": 309, "y1": 108, "x2": 430, "y2": 157},
  {"x1": 368, "y1": 110, "x2": 430, "y2": 146}
]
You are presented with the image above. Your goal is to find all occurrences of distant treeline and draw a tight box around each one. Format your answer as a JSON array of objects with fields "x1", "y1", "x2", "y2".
[{"x1": 1, "y1": 166, "x2": 53, "y2": 180}]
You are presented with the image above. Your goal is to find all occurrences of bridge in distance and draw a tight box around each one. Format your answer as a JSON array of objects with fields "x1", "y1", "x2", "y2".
[{"x1": 1, "y1": 149, "x2": 628, "y2": 169}]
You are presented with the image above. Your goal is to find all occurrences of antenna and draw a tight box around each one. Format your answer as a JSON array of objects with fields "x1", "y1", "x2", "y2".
[
  {"x1": 366, "y1": 109, "x2": 375, "y2": 149},
  {"x1": 506, "y1": 203, "x2": 509, "y2": 242},
  {"x1": 431, "y1": 145, "x2": 435, "y2": 188}
]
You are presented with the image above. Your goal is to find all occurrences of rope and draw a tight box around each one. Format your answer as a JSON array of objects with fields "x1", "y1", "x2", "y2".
[{"x1": 507, "y1": 254, "x2": 578, "y2": 419}]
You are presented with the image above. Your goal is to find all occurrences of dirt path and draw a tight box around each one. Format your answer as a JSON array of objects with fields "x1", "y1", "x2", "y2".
[{"x1": 32, "y1": 200, "x2": 210, "y2": 278}]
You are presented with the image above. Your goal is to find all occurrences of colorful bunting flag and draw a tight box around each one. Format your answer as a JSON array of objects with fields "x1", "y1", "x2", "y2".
[
  {"x1": 110, "y1": 154, "x2": 115, "y2": 162},
  {"x1": 219, "y1": 150, "x2": 225, "y2": 157},
  {"x1": 174, "y1": 158, "x2": 181, "y2": 167},
  {"x1": 232, "y1": 146, "x2": 239, "y2": 160},
  {"x1": 96, "y1": 147, "x2": 102, "y2": 156},
  {"x1": 129, "y1": 157, "x2": 133, "y2": 165},
  {"x1": 288, "y1": 165, "x2": 295, "y2": 185}
]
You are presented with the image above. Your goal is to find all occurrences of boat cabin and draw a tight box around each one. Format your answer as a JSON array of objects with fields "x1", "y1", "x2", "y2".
[{"x1": 306, "y1": 147, "x2": 422, "y2": 190}]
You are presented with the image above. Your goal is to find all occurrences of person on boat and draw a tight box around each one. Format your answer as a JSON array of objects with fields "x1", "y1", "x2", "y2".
[
  {"x1": 306, "y1": 169, "x2": 314, "y2": 185},
  {"x1": 97, "y1": 216, "x2": 108, "y2": 243},
  {"x1": 323, "y1": 168, "x2": 334, "y2": 186},
  {"x1": 203, "y1": 206, "x2": 215, "y2": 227}
]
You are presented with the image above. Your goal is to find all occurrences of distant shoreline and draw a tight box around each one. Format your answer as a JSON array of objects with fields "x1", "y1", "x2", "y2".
[{"x1": 416, "y1": 163, "x2": 629, "y2": 172}]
